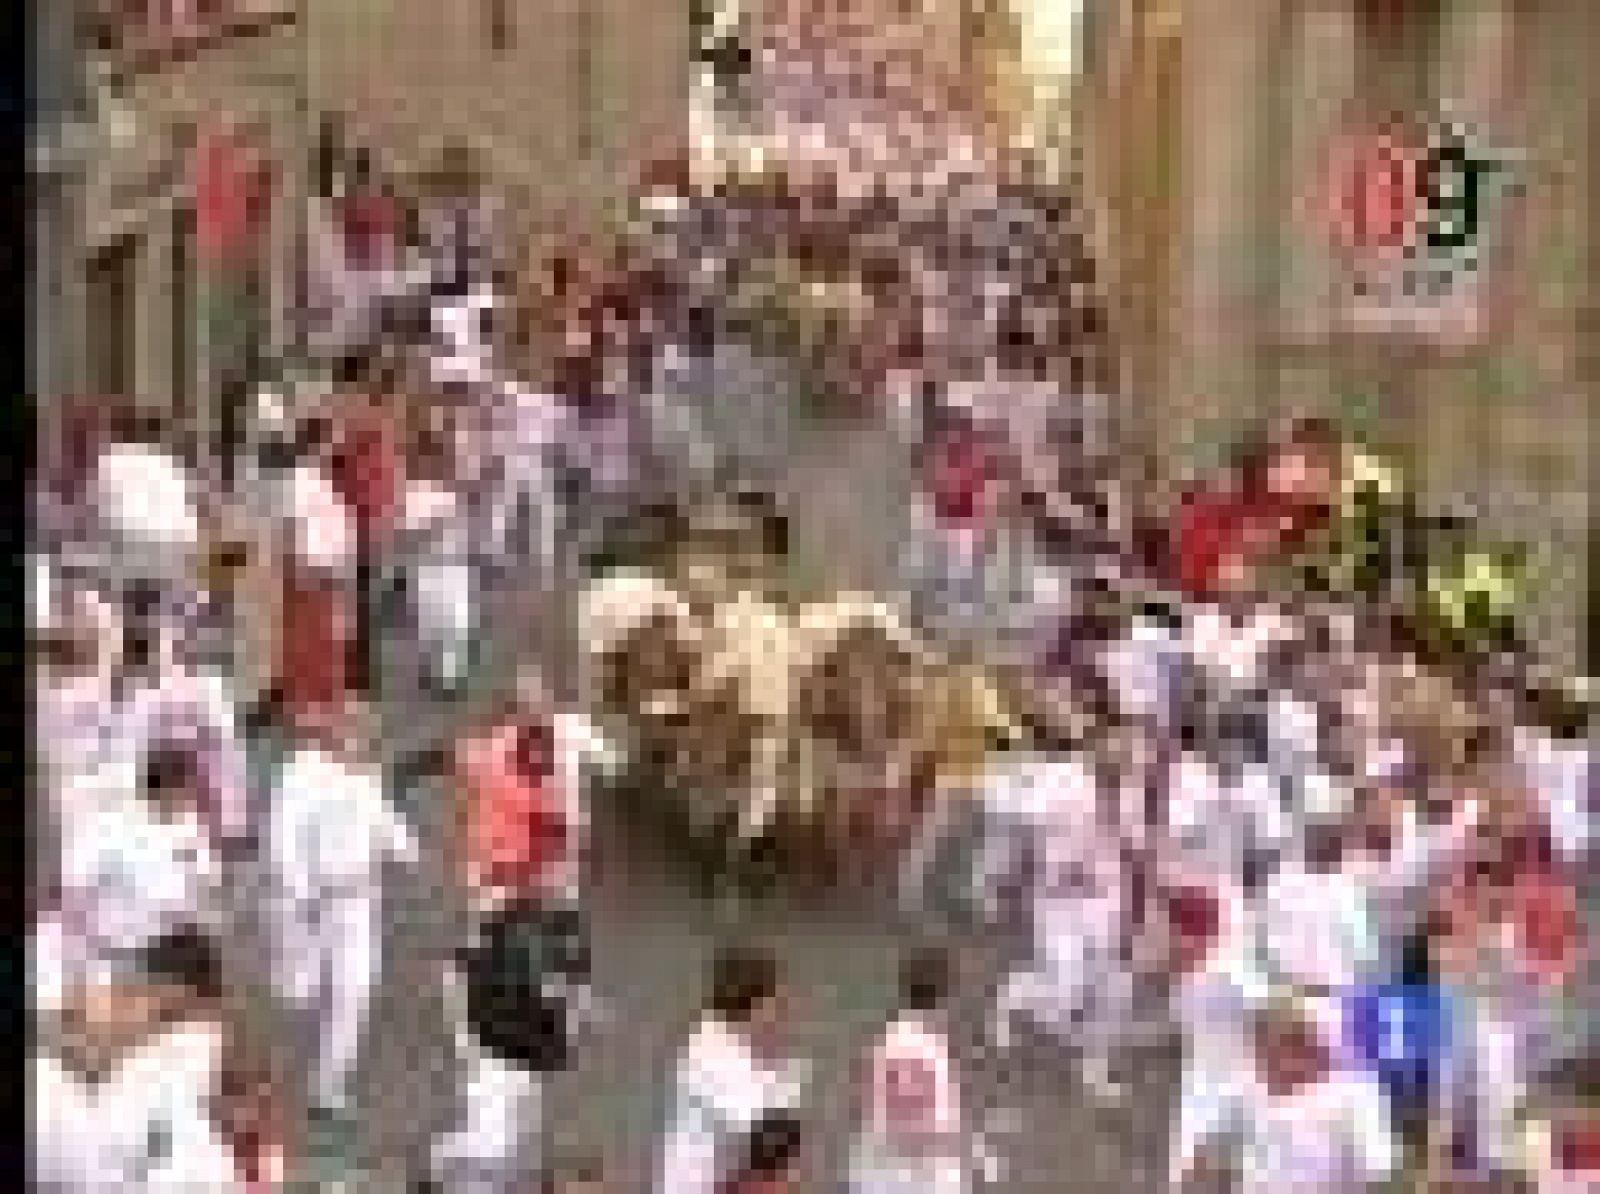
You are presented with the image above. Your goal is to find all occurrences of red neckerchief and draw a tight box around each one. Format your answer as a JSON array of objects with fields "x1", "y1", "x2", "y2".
[
  {"x1": 929, "y1": 433, "x2": 994, "y2": 527},
  {"x1": 1557, "y1": 1119, "x2": 1600, "y2": 1172},
  {"x1": 336, "y1": 194, "x2": 396, "y2": 269},
  {"x1": 329, "y1": 410, "x2": 403, "y2": 545}
]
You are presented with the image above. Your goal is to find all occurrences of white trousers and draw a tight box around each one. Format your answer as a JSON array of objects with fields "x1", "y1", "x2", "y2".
[
  {"x1": 274, "y1": 889, "x2": 381, "y2": 1109},
  {"x1": 1168, "y1": 1055, "x2": 1244, "y2": 1191},
  {"x1": 483, "y1": 464, "x2": 561, "y2": 577},
  {"x1": 847, "y1": 1146, "x2": 968, "y2": 1194},
  {"x1": 431, "y1": 1046, "x2": 543, "y2": 1194},
  {"x1": 998, "y1": 898, "x2": 1129, "y2": 1060},
  {"x1": 410, "y1": 560, "x2": 477, "y2": 686},
  {"x1": 1463, "y1": 1002, "x2": 1536, "y2": 1173}
]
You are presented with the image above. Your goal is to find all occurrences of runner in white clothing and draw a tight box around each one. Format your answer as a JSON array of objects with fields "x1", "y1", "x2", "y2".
[
  {"x1": 34, "y1": 585, "x2": 140, "y2": 826},
  {"x1": 1250, "y1": 819, "x2": 1382, "y2": 1052},
  {"x1": 264, "y1": 703, "x2": 420, "y2": 1112},
  {"x1": 90, "y1": 433, "x2": 202, "y2": 568},
  {"x1": 1177, "y1": 1000, "x2": 1398, "y2": 1193},
  {"x1": 989, "y1": 750, "x2": 1134, "y2": 1097},
  {"x1": 850, "y1": 948, "x2": 970, "y2": 1194},
  {"x1": 657, "y1": 946, "x2": 808, "y2": 1194},
  {"x1": 127, "y1": 663, "x2": 251, "y2": 849},
  {"x1": 1160, "y1": 871, "x2": 1259, "y2": 1192},
  {"x1": 31, "y1": 931, "x2": 243, "y2": 1193},
  {"x1": 35, "y1": 746, "x2": 223, "y2": 1014},
  {"x1": 400, "y1": 422, "x2": 479, "y2": 693},
  {"x1": 283, "y1": 452, "x2": 357, "y2": 576}
]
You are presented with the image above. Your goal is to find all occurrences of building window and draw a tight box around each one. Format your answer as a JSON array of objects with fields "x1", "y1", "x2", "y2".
[
  {"x1": 172, "y1": 205, "x2": 195, "y2": 445},
  {"x1": 86, "y1": 237, "x2": 138, "y2": 401},
  {"x1": 693, "y1": 0, "x2": 753, "y2": 130},
  {"x1": 486, "y1": 0, "x2": 513, "y2": 55},
  {"x1": 575, "y1": 1, "x2": 599, "y2": 158},
  {"x1": 1355, "y1": 0, "x2": 1445, "y2": 113}
]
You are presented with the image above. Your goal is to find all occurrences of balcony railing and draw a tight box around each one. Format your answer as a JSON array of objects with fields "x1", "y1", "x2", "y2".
[{"x1": 83, "y1": 1, "x2": 299, "y2": 85}]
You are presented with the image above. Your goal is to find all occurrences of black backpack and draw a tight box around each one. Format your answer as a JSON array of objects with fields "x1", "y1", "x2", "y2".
[{"x1": 457, "y1": 899, "x2": 591, "y2": 1072}]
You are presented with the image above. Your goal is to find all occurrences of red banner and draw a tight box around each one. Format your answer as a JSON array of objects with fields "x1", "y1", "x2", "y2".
[
  {"x1": 195, "y1": 123, "x2": 274, "y2": 267},
  {"x1": 1311, "y1": 124, "x2": 1427, "y2": 264}
]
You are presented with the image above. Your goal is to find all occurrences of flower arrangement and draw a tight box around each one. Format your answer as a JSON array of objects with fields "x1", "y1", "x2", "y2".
[{"x1": 1294, "y1": 438, "x2": 1540, "y2": 659}]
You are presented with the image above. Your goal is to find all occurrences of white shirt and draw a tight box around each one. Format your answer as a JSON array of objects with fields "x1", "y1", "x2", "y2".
[
  {"x1": 431, "y1": 290, "x2": 500, "y2": 388},
  {"x1": 284, "y1": 463, "x2": 354, "y2": 572},
  {"x1": 1102, "y1": 619, "x2": 1181, "y2": 723},
  {"x1": 1166, "y1": 754, "x2": 1291, "y2": 885},
  {"x1": 1253, "y1": 863, "x2": 1378, "y2": 996},
  {"x1": 268, "y1": 747, "x2": 419, "y2": 905},
  {"x1": 657, "y1": 1019, "x2": 806, "y2": 1194},
  {"x1": 1169, "y1": 900, "x2": 1260, "y2": 1192},
  {"x1": 1183, "y1": 606, "x2": 1296, "y2": 692},
  {"x1": 31, "y1": 552, "x2": 55, "y2": 632},
  {"x1": 36, "y1": 673, "x2": 143, "y2": 820},
  {"x1": 1516, "y1": 728, "x2": 1593, "y2": 863},
  {"x1": 92, "y1": 444, "x2": 200, "y2": 553},
  {"x1": 126, "y1": 668, "x2": 249, "y2": 844},
  {"x1": 402, "y1": 479, "x2": 474, "y2": 568},
  {"x1": 39, "y1": 797, "x2": 220, "y2": 1008},
  {"x1": 32, "y1": 1022, "x2": 240, "y2": 1193},
  {"x1": 1347, "y1": 798, "x2": 1480, "y2": 956},
  {"x1": 1235, "y1": 1069, "x2": 1398, "y2": 1194},
  {"x1": 975, "y1": 754, "x2": 1096, "y2": 906},
  {"x1": 401, "y1": 479, "x2": 461, "y2": 535},
  {"x1": 859, "y1": 1014, "x2": 964, "y2": 1157}
]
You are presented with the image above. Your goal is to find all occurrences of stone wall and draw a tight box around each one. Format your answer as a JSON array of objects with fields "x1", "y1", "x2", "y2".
[
  {"x1": 302, "y1": 0, "x2": 692, "y2": 244},
  {"x1": 1104, "y1": 0, "x2": 1595, "y2": 660}
]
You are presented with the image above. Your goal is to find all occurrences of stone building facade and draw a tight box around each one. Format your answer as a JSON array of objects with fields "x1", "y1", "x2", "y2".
[
  {"x1": 1086, "y1": 0, "x2": 1595, "y2": 658},
  {"x1": 33, "y1": 1, "x2": 308, "y2": 464}
]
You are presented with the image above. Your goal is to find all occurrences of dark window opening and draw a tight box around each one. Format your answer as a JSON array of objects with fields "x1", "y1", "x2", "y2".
[
  {"x1": 172, "y1": 205, "x2": 194, "y2": 454},
  {"x1": 487, "y1": 0, "x2": 513, "y2": 55},
  {"x1": 86, "y1": 237, "x2": 138, "y2": 401}
]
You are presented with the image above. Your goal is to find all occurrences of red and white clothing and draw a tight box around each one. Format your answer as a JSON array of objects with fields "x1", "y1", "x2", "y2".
[
  {"x1": 34, "y1": 792, "x2": 221, "y2": 1014},
  {"x1": 283, "y1": 461, "x2": 356, "y2": 576},
  {"x1": 657, "y1": 1019, "x2": 807, "y2": 1194},
  {"x1": 849, "y1": 1014, "x2": 968, "y2": 1194},
  {"x1": 1525, "y1": 1117, "x2": 1600, "y2": 1194},
  {"x1": 265, "y1": 745, "x2": 419, "y2": 1109},
  {"x1": 1165, "y1": 752, "x2": 1292, "y2": 895},
  {"x1": 90, "y1": 442, "x2": 202, "y2": 582},
  {"x1": 231, "y1": 1127, "x2": 287, "y2": 1194},
  {"x1": 328, "y1": 404, "x2": 403, "y2": 556},
  {"x1": 1166, "y1": 876, "x2": 1257, "y2": 1191},
  {"x1": 126, "y1": 667, "x2": 250, "y2": 847},
  {"x1": 434, "y1": 709, "x2": 612, "y2": 1191},
  {"x1": 402, "y1": 479, "x2": 476, "y2": 689},
  {"x1": 1515, "y1": 728, "x2": 1593, "y2": 865},
  {"x1": 1231, "y1": 1069, "x2": 1398, "y2": 1194},
  {"x1": 995, "y1": 754, "x2": 1132, "y2": 1042},
  {"x1": 36, "y1": 666, "x2": 140, "y2": 828}
]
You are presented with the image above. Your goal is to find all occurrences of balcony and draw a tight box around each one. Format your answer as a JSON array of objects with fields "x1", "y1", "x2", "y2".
[{"x1": 83, "y1": 1, "x2": 300, "y2": 87}]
